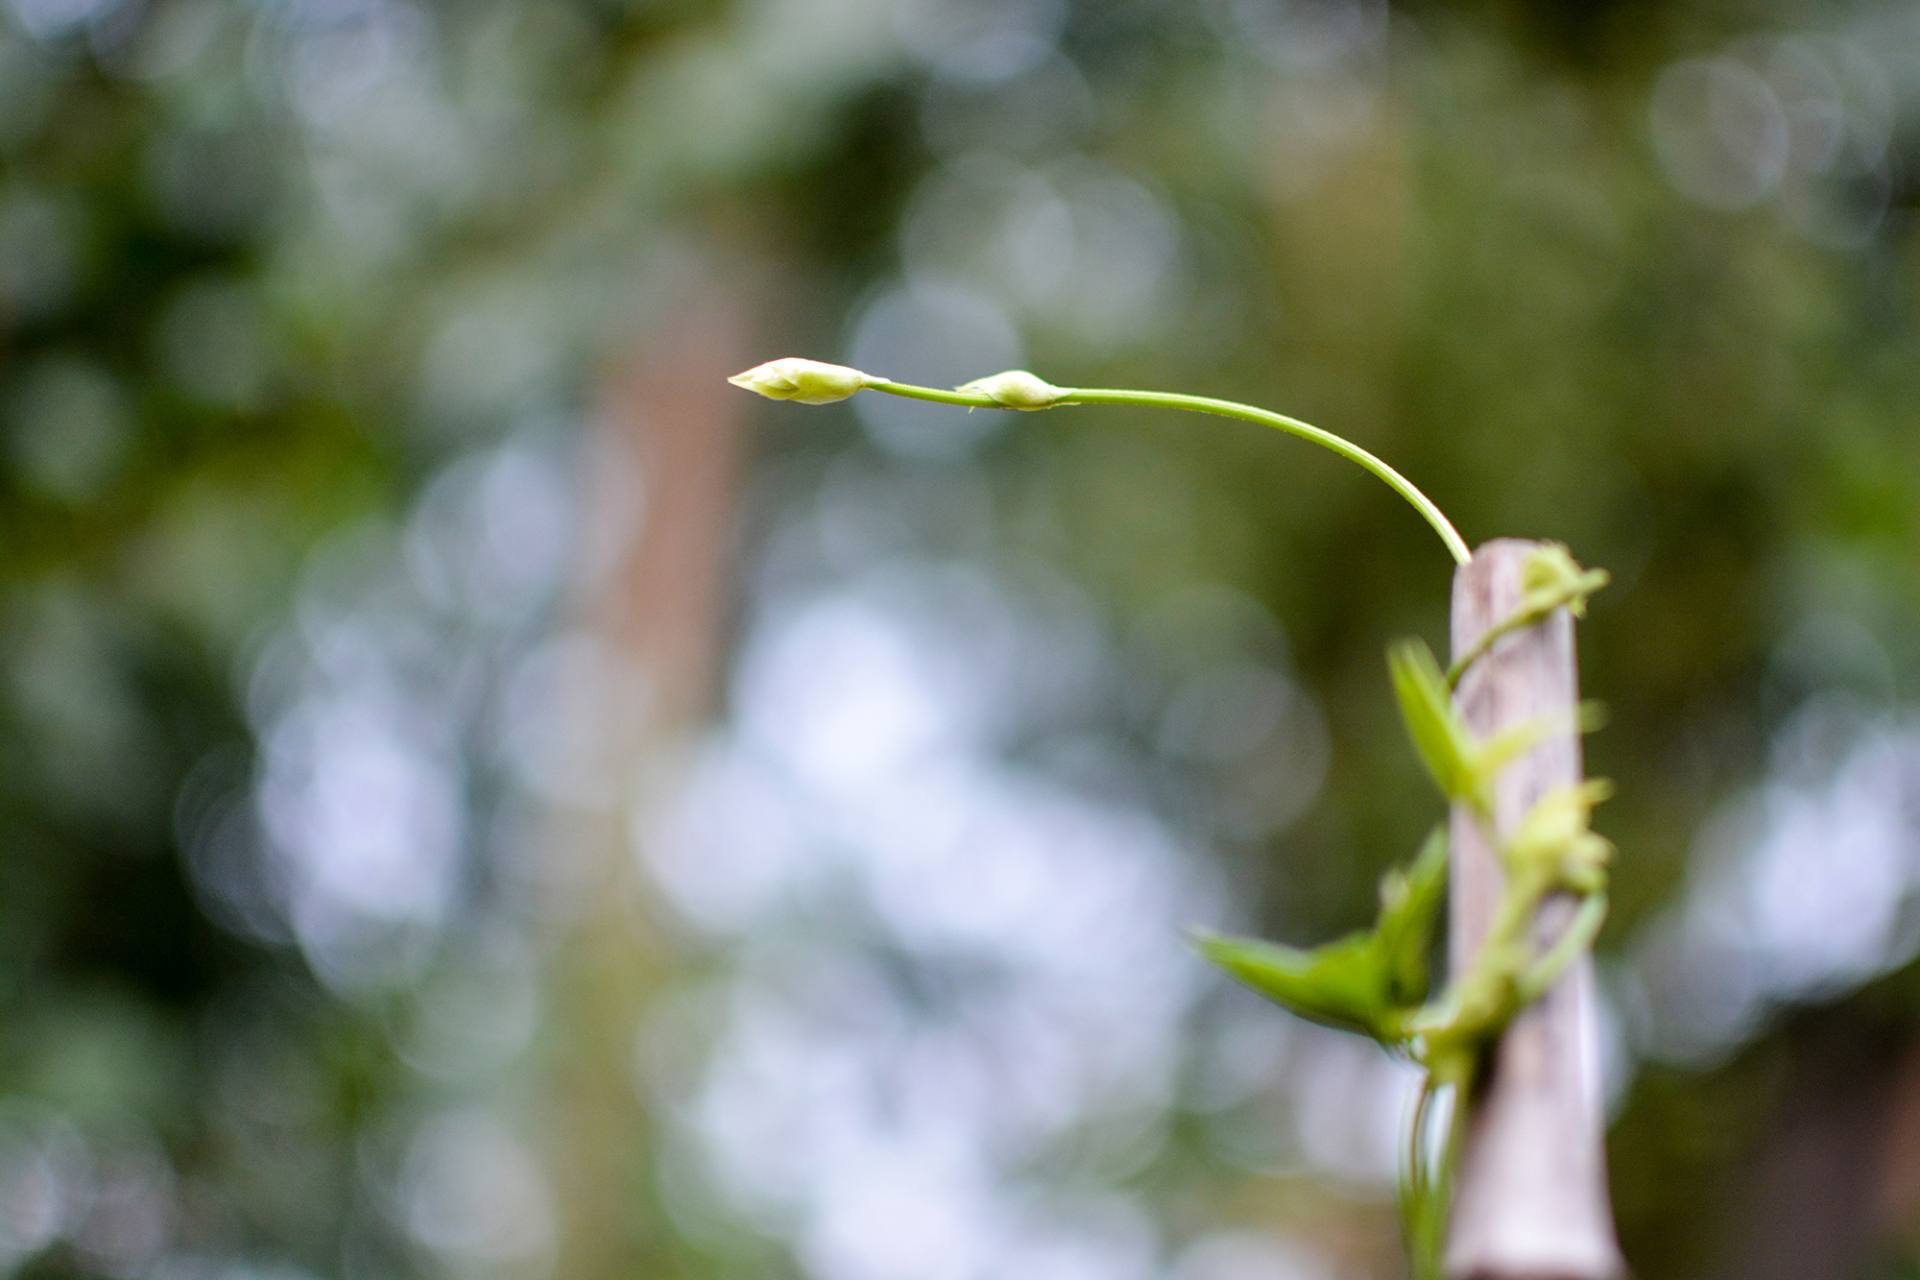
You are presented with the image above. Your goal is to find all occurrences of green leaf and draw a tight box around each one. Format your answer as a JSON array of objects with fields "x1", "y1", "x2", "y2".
[
  {"x1": 1192, "y1": 929, "x2": 1393, "y2": 1039},
  {"x1": 1376, "y1": 826, "x2": 1449, "y2": 1007},
  {"x1": 1476, "y1": 703, "x2": 1607, "y2": 787},
  {"x1": 1389, "y1": 640, "x2": 1481, "y2": 807},
  {"x1": 1194, "y1": 829, "x2": 1453, "y2": 1045},
  {"x1": 1476, "y1": 717, "x2": 1554, "y2": 778}
]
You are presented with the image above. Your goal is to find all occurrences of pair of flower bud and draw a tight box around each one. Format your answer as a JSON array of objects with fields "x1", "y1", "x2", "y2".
[{"x1": 728, "y1": 358, "x2": 1065, "y2": 410}]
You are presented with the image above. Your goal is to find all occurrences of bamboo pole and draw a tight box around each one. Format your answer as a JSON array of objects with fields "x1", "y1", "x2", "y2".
[{"x1": 1445, "y1": 539, "x2": 1623, "y2": 1280}]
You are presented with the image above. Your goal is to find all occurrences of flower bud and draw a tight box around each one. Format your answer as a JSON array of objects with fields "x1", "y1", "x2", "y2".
[
  {"x1": 1519, "y1": 544, "x2": 1609, "y2": 619},
  {"x1": 728, "y1": 358, "x2": 873, "y2": 405},
  {"x1": 956, "y1": 370, "x2": 1065, "y2": 411}
]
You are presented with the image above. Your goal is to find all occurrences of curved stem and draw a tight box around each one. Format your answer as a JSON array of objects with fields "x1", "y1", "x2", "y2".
[
  {"x1": 1445, "y1": 581, "x2": 1600, "y2": 688},
  {"x1": 1064, "y1": 389, "x2": 1469, "y2": 565},
  {"x1": 865, "y1": 379, "x2": 1472, "y2": 566},
  {"x1": 1446, "y1": 617, "x2": 1518, "y2": 689}
]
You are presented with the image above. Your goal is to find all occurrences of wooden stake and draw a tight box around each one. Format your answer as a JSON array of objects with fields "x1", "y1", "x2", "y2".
[{"x1": 1445, "y1": 540, "x2": 1624, "y2": 1280}]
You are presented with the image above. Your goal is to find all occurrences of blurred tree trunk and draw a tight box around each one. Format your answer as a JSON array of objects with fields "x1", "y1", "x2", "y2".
[{"x1": 543, "y1": 290, "x2": 751, "y2": 1278}]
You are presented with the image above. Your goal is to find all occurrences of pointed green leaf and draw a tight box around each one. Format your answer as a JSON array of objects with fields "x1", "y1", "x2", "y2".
[
  {"x1": 1191, "y1": 929, "x2": 1393, "y2": 1039},
  {"x1": 1476, "y1": 716, "x2": 1554, "y2": 779},
  {"x1": 1474, "y1": 703, "x2": 1607, "y2": 797},
  {"x1": 1376, "y1": 826, "x2": 1449, "y2": 1007},
  {"x1": 1389, "y1": 640, "x2": 1480, "y2": 806}
]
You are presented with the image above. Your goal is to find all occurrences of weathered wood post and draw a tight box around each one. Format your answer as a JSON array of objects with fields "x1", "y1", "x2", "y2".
[{"x1": 1445, "y1": 540, "x2": 1624, "y2": 1280}]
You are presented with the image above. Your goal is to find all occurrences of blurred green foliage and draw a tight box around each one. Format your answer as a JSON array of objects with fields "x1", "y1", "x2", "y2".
[{"x1": 3, "y1": 0, "x2": 1920, "y2": 1277}]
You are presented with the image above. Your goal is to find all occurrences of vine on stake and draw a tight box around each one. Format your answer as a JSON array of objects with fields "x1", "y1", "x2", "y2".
[{"x1": 729, "y1": 357, "x2": 1620, "y2": 1280}]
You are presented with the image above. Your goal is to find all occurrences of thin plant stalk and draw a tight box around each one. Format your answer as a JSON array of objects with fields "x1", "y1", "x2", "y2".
[{"x1": 866, "y1": 378, "x2": 1472, "y2": 566}]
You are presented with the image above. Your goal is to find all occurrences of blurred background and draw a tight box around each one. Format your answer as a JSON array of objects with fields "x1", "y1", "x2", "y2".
[{"x1": 2, "y1": 0, "x2": 1919, "y2": 1277}]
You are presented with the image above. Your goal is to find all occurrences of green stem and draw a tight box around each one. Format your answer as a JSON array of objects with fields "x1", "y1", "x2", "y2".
[
  {"x1": 1482, "y1": 858, "x2": 1549, "y2": 950},
  {"x1": 867, "y1": 380, "x2": 1004, "y2": 409},
  {"x1": 1409, "y1": 1073, "x2": 1438, "y2": 1199},
  {"x1": 1406, "y1": 1073, "x2": 1473, "y2": 1280},
  {"x1": 1518, "y1": 894, "x2": 1608, "y2": 1003},
  {"x1": 865, "y1": 379, "x2": 1472, "y2": 566},
  {"x1": 1446, "y1": 614, "x2": 1524, "y2": 688},
  {"x1": 1065, "y1": 389, "x2": 1470, "y2": 566},
  {"x1": 1435, "y1": 1076, "x2": 1470, "y2": 1253},
  {"x1": 1404, "y1": 1074, "x2": 1441, "y2": 1278},
  {"x1": 1445, "y1": 585, "x2": 1592, "y2": 688}
]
